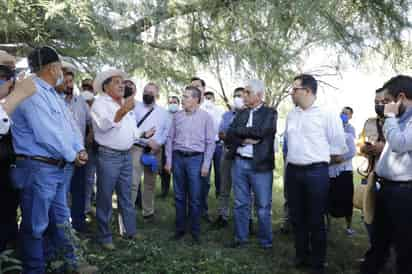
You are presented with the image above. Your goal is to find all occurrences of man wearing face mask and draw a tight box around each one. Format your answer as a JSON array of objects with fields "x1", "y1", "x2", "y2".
[
  {"x1": 211, "y1": 87, "x2": 245, "y2": 229},
  {"x1": 0, "y1": 51, "x2": 37, "y2": 253},
  {"x1": 361, "y1": 75, "x2": 412, "y2": 274},
  {"x1": 132, "y1": 83, "x2": 170, "y2": 221},
  {"x1": 11, "y1": 47, "x2": 96, "y2": 273}
]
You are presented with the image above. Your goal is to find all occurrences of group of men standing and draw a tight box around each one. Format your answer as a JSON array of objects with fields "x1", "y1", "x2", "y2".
[{"x1": 0, "y1": 45, "x2": 411, "y2": 274}]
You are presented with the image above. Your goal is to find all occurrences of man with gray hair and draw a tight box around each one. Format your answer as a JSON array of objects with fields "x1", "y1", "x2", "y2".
[{"x1": 225, "y1": 79, "x2": 277, "y2": 249}]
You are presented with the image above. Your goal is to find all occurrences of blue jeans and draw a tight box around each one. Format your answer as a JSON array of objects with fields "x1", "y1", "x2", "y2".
[
  {"x1": 286, "y1": 163, "x2": 329, "y2": 269},
  {"x1": 84, "y1": 146, "x2": 97, "y2": 214},
  {"x1": 70, "y1": 166, "x2": 86, "y2": 232},
  {"x1": 172, "y1": 152, "x2": 203, "y2": 237},
  {"x1": 13, "y1": 159, "x2": 78, "y2": 274},
  {"x1": 232, "y1": 157, "x2": 273, "y2": 247},
  {"x1": 96, "y1": 147, "x2": 136, "y2": 244}
]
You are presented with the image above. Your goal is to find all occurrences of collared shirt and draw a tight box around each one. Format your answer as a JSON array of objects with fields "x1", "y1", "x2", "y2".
[
  {"x1": 91, "y1": 94, "x2": 142, "y2": 151},
  {"x1": 236, "y1": 104, "x2": 263, "y2": 158},
  {"x1": 376, "y1": 107, "x2": 412, "y2": 181},
  {"x1": 134, "y1": 102, "x2": 171, "y2": 146},
  {"x1": 329, "y1": 130, "x2": 356, "y2": 178},
  {"x1": 345, "y1": 123, "x2": 356, "y2": 138},
  {"x1": 11, "y1": 77, "x2": 83, "y2": 162},
  {"x1": 65, "y1": 95, "x2": 90, "y2": 140},
  {"x1": 285, "y1": 104, "x2": 347, "y2": 165},
  {"x1": 201, "y1": 101, "x2": 224, "y2": 141},
  {"x1": 0, "y1": 105, "x2": 10, "y2": 136},
  {"x1": 166, "y1": 107, "x2": 216, "y2": 170},
  {"x1": 219, "y1": 110, "x2": 236, "y2": 135}
]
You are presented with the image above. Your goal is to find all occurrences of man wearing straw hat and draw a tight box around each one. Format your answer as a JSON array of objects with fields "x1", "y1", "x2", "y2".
[
  {"x1": 90, "y1": 69, "x2": 155, "y2": 250},
  {"x1": 361, "y1": 75, "x2": 412, "y2": 274}
]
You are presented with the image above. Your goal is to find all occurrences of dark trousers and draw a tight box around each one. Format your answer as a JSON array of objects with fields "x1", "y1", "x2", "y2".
[
  {"x1": 70, "y1": 166, "x2": 86, "y2": 232},
  {"x1": 0, "y1": 167, "x2": 19, "y2": 252},
  {"x1": 160, "y1": 147, "x2": 170, "y2": 196},
  {"x1": 213, "y1": 143, "x2": 223, "y2": 196},
  {"x1": 286, "y1": 163, "x2": 329, "y2": 269},
  {"x1": 172, "y1": 152, "x2": 203, "y2": 237},
  {"x1": 361, "y1": 183, "x2": 412, "y2": 274}
]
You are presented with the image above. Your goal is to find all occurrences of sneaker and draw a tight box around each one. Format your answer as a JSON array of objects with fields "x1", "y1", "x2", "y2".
[{"x1": 346, "y1": 228, "x2": 355, "y2": 236}]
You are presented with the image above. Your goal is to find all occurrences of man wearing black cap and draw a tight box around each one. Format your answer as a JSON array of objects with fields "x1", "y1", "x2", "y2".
[{"x1": 11, "y1": 46, "x2": 96, "y2": 274}]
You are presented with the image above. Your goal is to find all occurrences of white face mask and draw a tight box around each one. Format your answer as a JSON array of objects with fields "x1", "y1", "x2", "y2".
[
  {"x1": 168, "y1": 103, "x2": 179, "y2": 113},
  {"x1": 233, "y1": 97, "x2": 244, "y2": 109},
  {"x1": 203, "y1": 99, "x2": 214, "y2": 108}
]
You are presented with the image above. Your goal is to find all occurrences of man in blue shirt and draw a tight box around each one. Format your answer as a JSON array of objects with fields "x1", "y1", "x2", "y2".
[
  {"x1": 361, "y1": 75, "x2": 412, "y2": 274},
  {"x1": 11, "y1": 47, "x2": 96, "y2": 274}
]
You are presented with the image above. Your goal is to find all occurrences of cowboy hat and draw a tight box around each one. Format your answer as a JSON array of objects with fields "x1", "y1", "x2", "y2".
[
  {"x1": 0, "y1": 50, "x2": 16, "y2": 67},
  {"x1": 93, "y1": 68, "x2": 127, "y2": 94},
  {"x1": 363, "y1": 172, "x2": 376, "y2": 224}
]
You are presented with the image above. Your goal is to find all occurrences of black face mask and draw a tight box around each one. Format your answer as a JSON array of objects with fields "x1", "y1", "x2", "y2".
[
  {"x1": 375, "y1": 104, "x2": 385, "y2": 117},
  {"x1": 143, "y1": 94, "x2": 155, "y2": 105}
]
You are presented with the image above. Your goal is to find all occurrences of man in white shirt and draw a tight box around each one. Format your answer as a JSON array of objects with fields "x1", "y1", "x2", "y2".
[
  {"x1": 132, "y1": 82, "x2": 171, "y2": 220},
  {"x1": 285, "y1": 74, "x2": 347, "y2": 274},
  {"x1": 91, "y1": 69, "x2": 154, "y2": 250}
]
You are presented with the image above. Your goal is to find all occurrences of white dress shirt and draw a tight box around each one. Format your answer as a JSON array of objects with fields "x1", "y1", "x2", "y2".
[
  {"x1": 201, "y1": 101, "x2": 224, "y2": 141},
  {"x1": 91, "y1": 94, "x2": 142, "y2": 151},
  {"x1": 236, "y1": 104, "x2": 263, "y2": 158},
  {"x1": 134, "y1": 102, "x2": 171, "y2": 145},
  {"x1": 0, "y1": 105, "x2": 10, "y2": 136},
  {"x1": 285, "y1": 104, "x2": 347, "y2": 165}
]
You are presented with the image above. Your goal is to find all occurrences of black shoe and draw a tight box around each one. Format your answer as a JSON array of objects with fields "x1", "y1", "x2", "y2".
[
  {"x1": 225, "y1": 241, "x2": 247, "y2": 249},
  {"x1": 210, "y1": 215, "x2": 228, "y2": 229},
  {"x1": 191, "y1": 235, "x2": 201, "y2": 245},
  {"x1": 143, "y1": 214, "x2": 155, "y2": 222},
  {"x1": 170, "y1": 232, "x2": 185, "y2": 241},
  {"x1": 294, "y1": 258, "x2": 310, "y2": 270},
  {"x1": 202, "y1": 214, "x2": 212, "y2": 223}
]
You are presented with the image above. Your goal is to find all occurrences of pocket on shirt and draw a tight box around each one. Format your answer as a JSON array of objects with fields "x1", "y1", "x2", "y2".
[{"x1": 10, "y1": 160, "x2": 34, "y2": 189}]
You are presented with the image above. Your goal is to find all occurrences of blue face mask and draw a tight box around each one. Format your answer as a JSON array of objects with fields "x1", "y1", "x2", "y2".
[{"x1": 340, "y1": 113, "x2": 349, "y2": 124}]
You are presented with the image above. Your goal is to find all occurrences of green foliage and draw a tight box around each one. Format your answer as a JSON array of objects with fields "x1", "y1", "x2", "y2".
[{"x1": 0, "y1": 0, "x2": 411, "y2": 104}]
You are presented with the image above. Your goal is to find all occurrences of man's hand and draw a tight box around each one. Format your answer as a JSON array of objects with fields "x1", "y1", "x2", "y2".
[
  {"x1": 384, "y1": 101, "x2": 400, "y2": 117},
  {"x1": 148, "y1": 139, "x2": 160, "y2": 153},
  {"x1": 164, "y1": 163, "x2": 172, "y2": 174},
  {"x1": 144, "y1": 127, "x2": 156, "y2": 138},
  {"x1": 371, "y1": 141, "x2": 385, "y2": 156},
  {"x1": 330, "y1": 155, "x2": 344, "y2": 164},
  {"x1": 75, "y1": 150, "x2": 88, "y2": 166},
  {"x1": 201, "y1": 167, "x2": 209, "y2": 177},
  {"x1": 243, "y1": 138, "x2": 260, "y2": 145},
  {"x1": 13, "y1": 76, "x2": 37, "y2": 100}
]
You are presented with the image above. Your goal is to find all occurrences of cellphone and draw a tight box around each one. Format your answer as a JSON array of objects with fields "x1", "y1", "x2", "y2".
[{"x1": 124, "y1": 86, "x2": 133, "y2": 98}]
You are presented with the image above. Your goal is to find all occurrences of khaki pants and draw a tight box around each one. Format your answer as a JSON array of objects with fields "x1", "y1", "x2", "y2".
[{"x1": 130, "y1": 145, "x2": 161, "y2": 217}]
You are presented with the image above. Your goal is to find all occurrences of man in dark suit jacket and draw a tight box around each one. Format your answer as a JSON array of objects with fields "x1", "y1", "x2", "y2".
[{"x1": 225, "y1": 79, "x2": 277, "y2": 249}]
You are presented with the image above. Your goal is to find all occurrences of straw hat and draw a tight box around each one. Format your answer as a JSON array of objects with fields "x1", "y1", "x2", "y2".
[{"x1": 93, "y1": 69, "x2": 127, "y2": 94}]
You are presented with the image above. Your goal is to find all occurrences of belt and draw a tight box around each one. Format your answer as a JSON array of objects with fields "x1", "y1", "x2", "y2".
[
  {"x1": 15, "y1": 154, "x2": 69, "y2": 169},
  {"x1": 175, "y1": 150, "x2": 203, "y2": 157},
  {"x1": 378, "y1": 177, "x2": 412, "y2": 188},
  {"x1": 98, "y1": 145, "x2": 130, "y2": 153},
  {"x1": 288, "y1": 162, "x2": 328, "y2": 169},
  {"x1": 236, "y1": 154, "x2": 253, "y2": 160}
]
